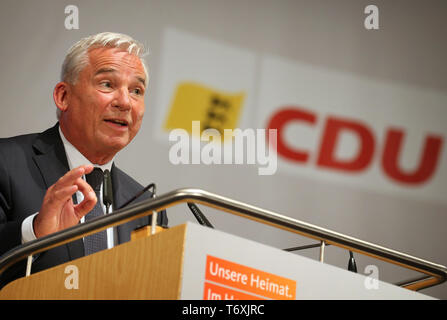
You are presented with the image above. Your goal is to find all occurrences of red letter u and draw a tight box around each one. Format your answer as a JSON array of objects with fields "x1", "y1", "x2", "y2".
[{"x1": 382, "y1": 129, "x2": 443, "y2": 185}]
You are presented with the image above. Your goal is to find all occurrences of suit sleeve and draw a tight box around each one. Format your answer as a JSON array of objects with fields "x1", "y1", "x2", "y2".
[{"x1": 0, "y1": 153, "x2": 22, "y2": 257}]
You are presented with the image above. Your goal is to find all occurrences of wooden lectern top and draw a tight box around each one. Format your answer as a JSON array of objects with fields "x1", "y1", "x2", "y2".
[{"x1": 0, "y1": 224, "x2": 187, "y2": 300}]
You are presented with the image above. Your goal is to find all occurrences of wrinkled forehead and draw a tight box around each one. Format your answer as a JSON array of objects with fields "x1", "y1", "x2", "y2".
[{"x1": 85, "y1": 46, "x2": 148, "y2": 86}]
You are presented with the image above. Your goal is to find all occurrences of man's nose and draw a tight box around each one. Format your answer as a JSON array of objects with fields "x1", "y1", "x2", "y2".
[{"x1": 112, "y1": 87, "x2": 132, "y2": 111}]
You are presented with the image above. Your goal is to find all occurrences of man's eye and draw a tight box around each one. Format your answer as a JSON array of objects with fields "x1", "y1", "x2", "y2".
[
  {"x1": 100, "y1": 82, "x2": 112, "y2": 88},
  {"x1": 132, "y1": 88, "x2": 143, "y2": 95}
]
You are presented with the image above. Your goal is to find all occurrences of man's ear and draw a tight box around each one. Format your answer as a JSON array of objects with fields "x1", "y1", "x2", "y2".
[{"x1": 53, "y1": 82, "x2": 70, "y2": 113}]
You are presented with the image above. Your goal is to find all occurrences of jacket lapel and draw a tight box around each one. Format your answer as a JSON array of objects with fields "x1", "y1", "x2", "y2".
[
  {"x1": 111, "y1": 164, "x2": 151, "y2": 244},
  {"x1": 110, "y1": 163, "x2": 126, "y2": 211},
  {"x1": 31, "y1": 123, "x2": 85, "y2": 259},
  {"x1": 112, "y1": 164, "x2": 132, "y2": 244},
  {"x1": 32, "y1": 124, "x2": 70, "y2": 189}
]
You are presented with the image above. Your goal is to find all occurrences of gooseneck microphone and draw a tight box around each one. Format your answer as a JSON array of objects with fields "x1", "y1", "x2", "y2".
[
  {"x1": 116, "y1": 183, "x2": 156, "y2": 210},
  {"x1": 187, "y1": 202, "x2": 214, "y2": 228},
  {"x1": 348, "y1": 250, "x2": 358, "y2": 273},
  {"x1": 115, "y1": 182, "x2": 213, "y2": 229}
]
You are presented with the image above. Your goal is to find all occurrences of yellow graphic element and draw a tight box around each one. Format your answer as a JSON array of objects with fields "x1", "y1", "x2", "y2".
[{"x1": 164, "y1": 82, "x2": 245, "y2": 138}]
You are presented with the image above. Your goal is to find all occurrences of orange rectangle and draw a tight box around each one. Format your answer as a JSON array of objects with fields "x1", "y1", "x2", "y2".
[
  {"x1": 205, "y1": 255, "x2": 296, "y2": 300},
  {"x1": 203, "y1": 281, "x2": 265, "y2": 300}
]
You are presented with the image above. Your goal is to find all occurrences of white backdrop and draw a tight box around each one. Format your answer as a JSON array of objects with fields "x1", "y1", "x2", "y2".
[{"x1": 0, "y1": 0, "x2": 446, "y2": 299}]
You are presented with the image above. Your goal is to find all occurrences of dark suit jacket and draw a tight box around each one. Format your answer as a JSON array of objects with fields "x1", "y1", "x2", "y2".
[{"x1": 0, "y1": 123, "x2": 167, "y2": 287}]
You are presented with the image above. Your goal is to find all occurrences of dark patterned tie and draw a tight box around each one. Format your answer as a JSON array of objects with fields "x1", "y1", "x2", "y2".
[{"x1": 84, "y1": 168, "x2": 108, "y2": 255}]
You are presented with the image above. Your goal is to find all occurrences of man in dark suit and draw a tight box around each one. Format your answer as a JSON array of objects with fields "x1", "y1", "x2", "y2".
[{"x1": 0, "y1": 32, "x2": 167, "y2": 287}]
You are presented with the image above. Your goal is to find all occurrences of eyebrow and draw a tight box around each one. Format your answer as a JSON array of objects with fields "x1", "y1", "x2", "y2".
[
  {"x1": 136, "y1": 76, "x2": 146, "y2": 87},
  {"x1": 94, "y1": 67, "x2": 116, "y2": 76},
  {"x1": 94, "y1": 67, "x2": 146, "y2": 87}
]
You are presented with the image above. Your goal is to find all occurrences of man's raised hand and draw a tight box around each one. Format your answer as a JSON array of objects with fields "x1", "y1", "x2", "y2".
[{"x1": 33, "y1": 164, "x2": 97, "y2": 238}]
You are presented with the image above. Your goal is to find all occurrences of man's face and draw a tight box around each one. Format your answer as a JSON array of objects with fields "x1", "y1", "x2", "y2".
[{"x1": 60, "y1": 47, "x2": 146, "y2": 163}]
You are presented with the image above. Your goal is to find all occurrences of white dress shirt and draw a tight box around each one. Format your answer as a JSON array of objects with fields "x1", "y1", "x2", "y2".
[{"x1": 21, "y1": 127, "x2": 115, "y2": 248}]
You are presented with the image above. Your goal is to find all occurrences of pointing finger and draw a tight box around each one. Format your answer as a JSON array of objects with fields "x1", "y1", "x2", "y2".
[{"x1": 48, "y1": 185, "x2": 78, "y2": 207}]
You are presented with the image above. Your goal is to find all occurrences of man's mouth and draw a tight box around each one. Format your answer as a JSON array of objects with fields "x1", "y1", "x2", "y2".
[{"x1": 104, "y1": 118, "x2": 129, "y2": 127}]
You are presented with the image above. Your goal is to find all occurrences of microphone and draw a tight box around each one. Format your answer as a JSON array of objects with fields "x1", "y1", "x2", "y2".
[
  {"x1": 187, "y1": 202, "x2": 214, "y2": 228},
  {"x1": 116, "y1": 183, "x2": 156, "y2": 210},
  {"x1": 103, "y1": 169, "x2": 114, "y2": 214},
  {"x1": 283, "y1": 243, "x2": 332, "y2": 252},
  {"x1": 348, "y1": 250, "x2": 358, "y2": 273},
  {"x1": 116, "y1": 182, "x2": 169, "y2": 228},
  {"x1": 116, "y1": 181, "x2": 213, "y2": 229}
]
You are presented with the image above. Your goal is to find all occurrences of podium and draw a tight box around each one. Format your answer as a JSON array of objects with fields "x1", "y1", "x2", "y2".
[
  {"x1": 0, "y1": 222, "x2": 437, "y2": 300},
  {"x1": 0, "y1": 188, "x2": 446, "y2": 299}
]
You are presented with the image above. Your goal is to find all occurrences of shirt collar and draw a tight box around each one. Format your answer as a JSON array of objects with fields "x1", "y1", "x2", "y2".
[{"x1": 58, "y1": 126, "x2": 114, "y2": 172}]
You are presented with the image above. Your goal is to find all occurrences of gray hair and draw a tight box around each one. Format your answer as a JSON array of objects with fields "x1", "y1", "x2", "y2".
[{"x1": 57, "y1": 32, "x2": 149, "y2": 119}]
